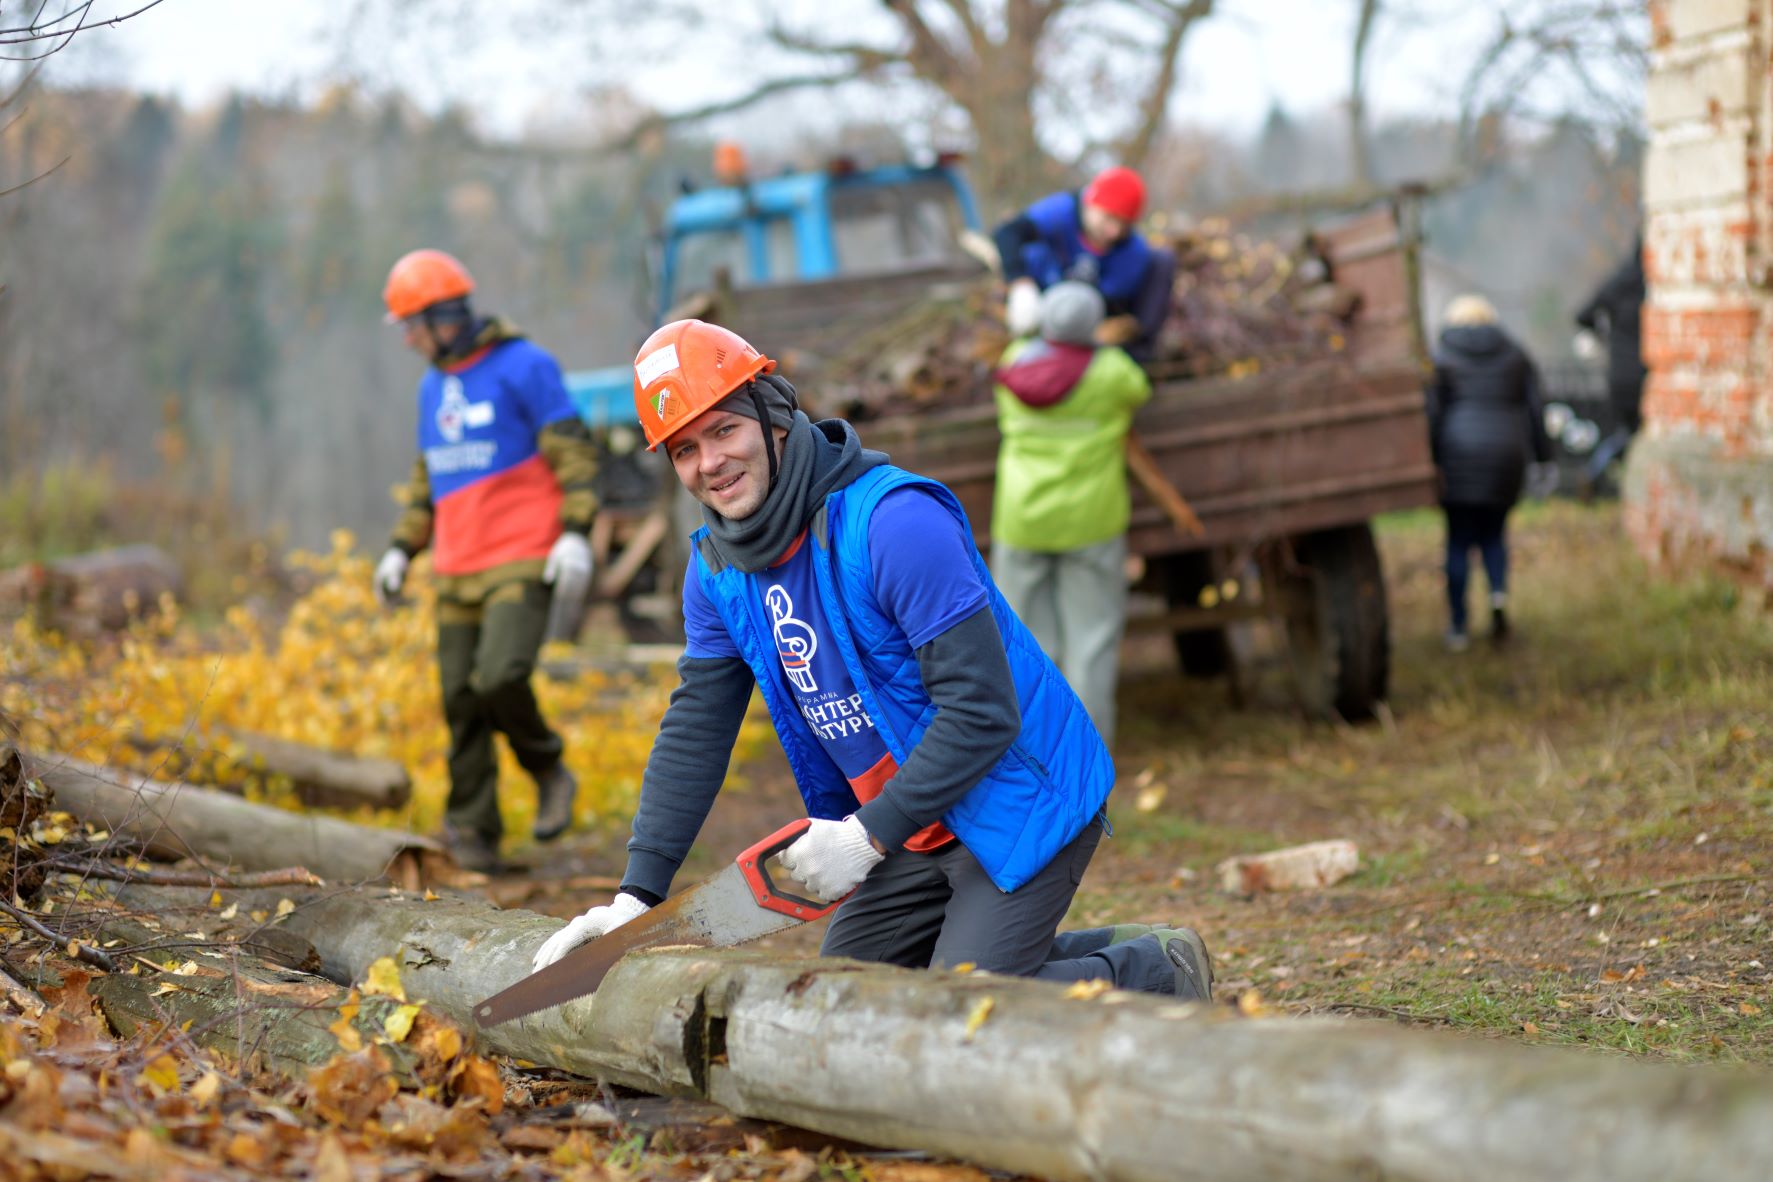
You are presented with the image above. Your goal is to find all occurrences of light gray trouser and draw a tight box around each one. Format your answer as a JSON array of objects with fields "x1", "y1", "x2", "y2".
[
  {"x1": 991, "y1": 535, "x2": 1129, "y2": 742},
  {"x1": 820, "y1": 820, "x2": 1179, "y2": 995}
]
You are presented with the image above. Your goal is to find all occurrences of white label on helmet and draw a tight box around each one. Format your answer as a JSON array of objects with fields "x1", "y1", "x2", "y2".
[{"x1": 636, "y1": 344, "x2": 681, "y2": 388}]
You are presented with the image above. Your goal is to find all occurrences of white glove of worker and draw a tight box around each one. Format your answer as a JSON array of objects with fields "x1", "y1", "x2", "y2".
[
  {"x1": 531, "y1": 891, "x2": 651, "y2": 973},
  {"x1": 542, "y1": 531, "x2": 593, "y2": 608},
  {"x1": 1005, "y1": 279, "x2": 1042, "y2": 337},
  {"x1": 1572, "y1": 329, "x2": 1603, "y2": 363},
  {"x1": 373, "y1": 548, "x2": 409, "y2": 607},
  {"x1": 778, "y1": 816, "x2": 884, "y2": 903}
]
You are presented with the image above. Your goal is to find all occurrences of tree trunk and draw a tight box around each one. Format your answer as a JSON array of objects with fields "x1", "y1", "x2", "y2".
[
  {"x1": 216, "y1": 727, "x2": 412, "y2": 810},
  {"x1": 141, "y1": 886, "x2": 1773, "y2": 1182},
  {"x1": 29, "y1": 753, "x2": 450, "y2": 888}
]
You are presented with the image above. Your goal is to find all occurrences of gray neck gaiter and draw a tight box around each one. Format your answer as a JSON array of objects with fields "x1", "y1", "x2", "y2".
[{"x1": 699, "y1": 414, "x2": 888, "y2": 573}]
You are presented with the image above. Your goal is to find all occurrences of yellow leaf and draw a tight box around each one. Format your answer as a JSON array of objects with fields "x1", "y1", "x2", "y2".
[
  {"x1": 423, "y1": 889, "x2": 439, "y2": 902},
  {"x1": 249, "y1": 910, "x2": 268, "y2": 923},
  {"x1": 209, "y1": 890, "x2": 223, "y2": 909},
  {"x1": 190, "y1": 1071, "x2": 221, "y2": 1107},
  {"x1": 1134, "y1": 785, "x2": 1166, "y2": 813},
  {"x1": 142, "y1": 1054, "x2": 180, "y2": 1093},
  {"x1": 950, "y1": 962, "x2": 976, "y2": 974},
  {"x1": 150, "y1": 981, "x2": 180, "y2": 998},
  {"x1": 962, "y1": 996, "x2": 995, "y2": 1042},
  {"x1": 427, "y1": 1025, "x2": 463, "y2": 1061},
  {"x1": 1522, "y1": 1022, "x2": 1540, "y2": 1036},
  {"x1": 383, "y1": 1004, "x2": 421, "y2": 1043},
  {"x1": 1741, "y1": 1002, "x2": 1762, "y2": 1016},
  {"x1": 362, "y1": 956, "x2": 406, "y2": 1001},
  {"x1": 328, "y1": 1012, "x2": 363, "y2": 1052},
  {"x1": 218, "y1": 903, "x2": 238, "y2": 921},
  {"x1": 1237, "y1": 989, "x2": 1272, "y2": 1018},
  {"x1": 275, "y1": 898, "x2": 296, "y2": 918},
  {"x1": 1062, "y1": 979, "x2": 1113, "y2": 1001}
]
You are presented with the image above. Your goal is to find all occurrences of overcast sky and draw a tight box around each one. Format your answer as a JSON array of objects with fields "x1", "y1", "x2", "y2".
[{"x1": 37, "y1": 1, "x2": 1563, "y2": 145}]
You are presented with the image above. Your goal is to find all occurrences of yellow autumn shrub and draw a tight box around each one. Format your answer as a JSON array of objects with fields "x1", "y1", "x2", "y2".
[{"x1": 1, "y1": 530, "x2": 769, "y2": 843}]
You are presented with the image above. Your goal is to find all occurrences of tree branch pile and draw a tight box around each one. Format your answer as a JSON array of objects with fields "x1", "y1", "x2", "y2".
[{"x1": 789, "y1": 220, "x2": 1361, "y2": 423}]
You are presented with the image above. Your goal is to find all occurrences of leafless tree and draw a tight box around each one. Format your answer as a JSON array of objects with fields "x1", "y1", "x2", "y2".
[
  {"x1": 365, "y1": 0, "x2": 1219, "y2": 211},
  {"x1": 1456, "y1": 1, "x2": 1648, "y2": 151}
]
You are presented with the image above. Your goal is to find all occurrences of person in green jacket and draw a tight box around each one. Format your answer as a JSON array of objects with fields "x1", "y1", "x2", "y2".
[{"x1": 990, "y1": 281, "x2": 1152, "y2": 743}]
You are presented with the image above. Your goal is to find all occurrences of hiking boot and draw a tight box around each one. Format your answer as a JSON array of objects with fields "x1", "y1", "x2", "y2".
[
  {"x1": 1443, "y1": 629, "x2": 1470, "y2": 654},
  {"x1": 1154, "y1": 927, "x2": 1214, "y2": 1002},
  {"x1": 532, "y1": 762, "x2": 579, "y2": 842},
  {"x1": 446, "y1": 827, "x2": 504, "y2": 875}
]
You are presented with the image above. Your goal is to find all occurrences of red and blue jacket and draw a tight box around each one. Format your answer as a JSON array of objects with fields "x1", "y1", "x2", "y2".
[{"x1": 391, "y1": 330, "x2": 595, "y2": 578}]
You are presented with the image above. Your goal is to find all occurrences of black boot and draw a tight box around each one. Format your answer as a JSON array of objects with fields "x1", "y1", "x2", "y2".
[
  {"x1": 532, "y1": 762, "x2": 579, "y2": 842},
  {"x1": 446, "y1": 826, "x2": 503, "y2": 875}
]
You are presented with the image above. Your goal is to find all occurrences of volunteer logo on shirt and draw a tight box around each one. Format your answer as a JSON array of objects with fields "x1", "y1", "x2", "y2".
[
  {"x1": 435, "y1": 376, "x2": 495, "y2": 444},
  {"x1": 765, "y1": 585, "x2": 818, "y2": 693}
]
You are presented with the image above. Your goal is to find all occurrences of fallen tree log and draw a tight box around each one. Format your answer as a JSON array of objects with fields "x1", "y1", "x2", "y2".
[
  {"x1": 28, "y1": 753, "x2": 451, "y2": 888},
  {"x1": 215, "y1": 727, "x2": 413, "y2": 811},
  {"x1": 139, "y1": 885, "x2": 1773, "y2": 1182},
  {"x1": 0, "y1": 544, "x2": 181, "y2": 634}
]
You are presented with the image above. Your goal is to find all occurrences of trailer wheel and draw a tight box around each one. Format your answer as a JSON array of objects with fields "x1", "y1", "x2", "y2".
[
  {"x1": 1278, "y1": 523, "x2": 1390, "y2": 721},
  {"x1": 1155, "y1": 551, "x2": 1231, "y2": 678}
]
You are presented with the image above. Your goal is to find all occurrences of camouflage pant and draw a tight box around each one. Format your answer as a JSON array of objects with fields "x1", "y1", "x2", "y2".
[{"x1": 435, "y1": 578, "x2": 563, "y2": 840}]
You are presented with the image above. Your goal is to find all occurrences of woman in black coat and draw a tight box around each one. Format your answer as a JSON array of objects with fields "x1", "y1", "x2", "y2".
[{"x1": 1426, "y1": 295, "x2": 1554, "y2": 650}]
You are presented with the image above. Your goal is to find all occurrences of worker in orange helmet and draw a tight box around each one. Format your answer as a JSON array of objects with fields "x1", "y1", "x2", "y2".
[
  {"x1": 374, "y1": 248, "x2": 601, "y2": 873},
  {"x1": 992, "y1": 165, "x2": 1174, "y2": 361},
  {"x1": 531, "y1": 319, "x2": 1214, "y2": 1003}
]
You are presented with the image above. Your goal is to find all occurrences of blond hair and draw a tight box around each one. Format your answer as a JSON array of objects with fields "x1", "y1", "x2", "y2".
[{"x1": 1444, "y1": 294, "x2": 1498, "y2": 327}]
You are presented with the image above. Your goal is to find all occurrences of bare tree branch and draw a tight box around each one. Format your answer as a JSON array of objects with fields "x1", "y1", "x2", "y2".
[
  {"x1": 599, "y1": 71, "x2": 896, "y2": 153},
  {"x1": 0, "y1": 0, "x2": 170, "y2": 59},
  {"x1": 1116, "y1": 0, "x2": 1215, "y2": 172}
]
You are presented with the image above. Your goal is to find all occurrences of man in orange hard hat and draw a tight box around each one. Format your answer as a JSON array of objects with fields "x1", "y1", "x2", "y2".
[
  {"x1": 992, "y1": 165, "x2": 1173, "y2": 361},
  {"x1": 375, "y1": 248, "x2": 601, "y2": 873},
  {"x1": 531, "y1": 319, "x2": 1214, "y2": 1002}
]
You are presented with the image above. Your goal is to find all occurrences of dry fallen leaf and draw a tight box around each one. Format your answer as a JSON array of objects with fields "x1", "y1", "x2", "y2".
[
  {"x1": 1237, "y1": 989, "x2": 1272, "y2": 1018},
  {"x1": 1062, "y1": 979, "x2": 1113, "y2": 1001},
  {"x1": 962, "y1": 996, "x2": 995, "y2": 1042},
  {"x1": 275, "y1": 898, "x2": 296, "y2": 919},
  {"x1": 189, "y1": 1070, "x2": 221, "y2": 1108},
  {"x1": 141, "y1": 1053, "x2": 180, "y2": 1094},
  {"x1": 448, "y1": 1055, "x2": 504, "y2": 1114},
  {"x1": 362, "y1": 956, "x2": 407, "y2": 1002},
  {"x1": 383, "y1": 1003, "x2": 422, "y2": 1043}
]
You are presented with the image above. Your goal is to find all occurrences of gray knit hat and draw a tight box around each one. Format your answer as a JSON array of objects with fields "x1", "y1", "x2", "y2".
[
  {"x1": 1039, "y1": 281, "x2": 1105, "y2": 346},
  {"x1": 712, "y1": 372, "x2": 799, "y2": 431}
]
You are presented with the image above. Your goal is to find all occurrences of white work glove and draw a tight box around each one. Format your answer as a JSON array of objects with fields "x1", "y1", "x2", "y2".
[
  {"x1": 373, "y1": 548, "x2": 409, "y2": 607},
  {"x1": 778, "y1": 816, "x2": 884, "y2": 903},
  {"x1": 531, "y1": 891, "x2": 651, "y2": 973},
  {"x1": 1005, "y1": 279, "x2": 1041, "y2": 337},
  {"x1": 542, "y1": 531, "x2": 593, "y2": 608},
  {"x1": 1572, "y1": 329, "x2": 1603, "y2": 363}
]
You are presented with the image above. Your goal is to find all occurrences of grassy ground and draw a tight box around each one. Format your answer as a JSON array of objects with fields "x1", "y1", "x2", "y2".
[{"x1": 1096, "y1": 500, "x2": 1773, "y2": 1062}]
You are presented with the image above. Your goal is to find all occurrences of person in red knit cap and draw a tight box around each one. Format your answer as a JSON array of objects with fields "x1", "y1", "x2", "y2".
[{"x1": 990, "y1": 166, "x2": 1172, "y2": 361}]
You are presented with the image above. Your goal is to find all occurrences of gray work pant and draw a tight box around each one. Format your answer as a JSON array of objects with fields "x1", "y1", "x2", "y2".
[
  {"x1": 991, "y1": 535, "x2": 1128, "y2": 743},
  {"x1": 820, "y1": 820, "x2": 1179, "y2": 995}
]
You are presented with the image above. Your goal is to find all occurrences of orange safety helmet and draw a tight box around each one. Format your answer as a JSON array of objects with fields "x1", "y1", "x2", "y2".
[
  {"x1": 632, "y1": 319, "x2": 775, "y2": 450},
  {"x1": 382, "y1": 249, "x2": 475, "y2": 323}
]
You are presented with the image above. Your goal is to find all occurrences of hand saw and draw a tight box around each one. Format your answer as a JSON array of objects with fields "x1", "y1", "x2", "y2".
[{"x1": 473, "y1": 819, "x2": 840, "y2": 1028}]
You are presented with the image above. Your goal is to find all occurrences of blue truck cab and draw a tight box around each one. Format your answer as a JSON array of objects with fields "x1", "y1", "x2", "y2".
[{"x1": 566, "y1": 158, "x2": 982, "y2": 428}]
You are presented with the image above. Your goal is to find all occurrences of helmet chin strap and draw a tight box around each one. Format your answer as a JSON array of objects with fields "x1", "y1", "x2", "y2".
[{"x1": 745, "y1": 379, "x2": 780, "y2": 487}]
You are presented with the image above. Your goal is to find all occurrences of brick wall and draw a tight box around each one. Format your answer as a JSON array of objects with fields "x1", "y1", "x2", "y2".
[{"x1": 1628, "y1": 0, "x2": 1773, "y2": 588}]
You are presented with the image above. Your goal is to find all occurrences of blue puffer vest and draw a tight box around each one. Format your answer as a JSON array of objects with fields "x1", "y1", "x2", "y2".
[{"x1": 691, "y1": 465, "x2": 1114, "y2": 892}]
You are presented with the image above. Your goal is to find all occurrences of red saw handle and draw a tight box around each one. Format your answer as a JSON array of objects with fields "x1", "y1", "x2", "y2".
[{"x1": 738, "y1": 819, "x2": 844, "y2": 920}]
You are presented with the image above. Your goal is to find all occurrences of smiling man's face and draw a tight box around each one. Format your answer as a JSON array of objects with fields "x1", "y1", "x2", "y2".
[{"x1": 665, "y1": 409, "x2": 786, "y2": 520}]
